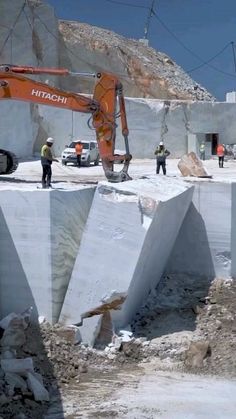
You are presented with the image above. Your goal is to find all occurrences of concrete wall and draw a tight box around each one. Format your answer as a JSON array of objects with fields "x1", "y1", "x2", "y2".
[
  {"x1": 0, "y1": 187, "x2": 95, "y2": 322},
  {"x1": 1, "y1": 99, "x2": 236, "y2": 159}
]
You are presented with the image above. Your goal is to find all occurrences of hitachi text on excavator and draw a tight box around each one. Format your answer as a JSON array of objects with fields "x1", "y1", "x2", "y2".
[{"x1": 0, "y1": 64, "x2": 132, "y2": 182}]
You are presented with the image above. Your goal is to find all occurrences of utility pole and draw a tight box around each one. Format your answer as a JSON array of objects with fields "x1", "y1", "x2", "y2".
[
  {"x1": 231, "y1": 41, "x2": 236, "y2": 73},
  {"x1": 143, "y1": 0, "x2": 155, "y2": 42}
]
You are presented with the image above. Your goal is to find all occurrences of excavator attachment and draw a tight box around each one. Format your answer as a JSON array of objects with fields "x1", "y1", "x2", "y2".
[
  {"x1": 0, "y1": 65, "x2": 132, "y2": 182},
  {"x1": 92, "y1": 72, "x2": 132, "y2": 182}
]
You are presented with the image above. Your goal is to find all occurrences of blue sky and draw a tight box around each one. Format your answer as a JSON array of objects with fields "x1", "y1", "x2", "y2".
[{"x1": 47, "y1": 0, "x2": 236, "y2": 100}]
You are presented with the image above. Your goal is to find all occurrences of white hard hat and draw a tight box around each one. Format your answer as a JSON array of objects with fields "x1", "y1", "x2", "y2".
[
  {"x1": 159, "y1": 141, "x2": 164, "y2": 146},
  {"x1": 46, "y1": 137, "x2": 54, "y2": 144}
]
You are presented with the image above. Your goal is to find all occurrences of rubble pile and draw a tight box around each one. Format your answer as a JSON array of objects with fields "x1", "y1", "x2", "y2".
[
  {"x1": 24, "y1": 322, "x2": 104, "y2": 384},
  {"x1": 130, "y1": 274, "x2": 236, "y2": 377},
  {"x1": 0, "y1": 276, "x2": 235, "y2": 417},
  {"x1": 194, "y1": 277, "x2": 236, "y2": 376},
  {"x1": 0, "y1": 314, "x2": 114, "y2": 418},
  {"x1": 104, "y1": 276, "x2": 236, "y2": 377},
  {"x1": 0, "y1": 311, "x2": 49, "y2": 419}
]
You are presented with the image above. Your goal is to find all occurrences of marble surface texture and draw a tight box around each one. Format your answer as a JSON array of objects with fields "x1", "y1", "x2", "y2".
[{"x1": 60, "y1": 177, "x2": 194, "y2": 343}]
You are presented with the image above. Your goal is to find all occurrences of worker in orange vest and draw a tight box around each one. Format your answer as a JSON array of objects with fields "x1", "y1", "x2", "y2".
[
  {"x1": 75, "y1": 140, "x2": 83, "y2": 167},
  {"x1": 216, "y1": 143, "x2": 225, "y2": 168}
]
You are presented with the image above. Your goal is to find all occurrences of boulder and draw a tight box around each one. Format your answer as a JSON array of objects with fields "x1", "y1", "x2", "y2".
[
  {"x1": 185, "y1": 340, "x2": 210, "y2": 368},
  {"x1": 1, "y1": 358, "x2": 34, "y2": 376},
  {"x1": 178, "y1": 152, "x2": 211, "y2": 177},
  {"x1": 26, "y1": 371, "x2": 49, "y2": 402}
]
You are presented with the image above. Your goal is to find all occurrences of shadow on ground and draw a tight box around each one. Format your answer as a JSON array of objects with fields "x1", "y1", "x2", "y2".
[{"x1": 131, "y1": 203, "x2": 215, "y2": 340}]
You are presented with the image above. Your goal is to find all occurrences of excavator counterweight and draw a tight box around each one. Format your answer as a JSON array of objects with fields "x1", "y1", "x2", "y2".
[{"x1": 0, "y1": 64, "x2": 132, "y2": 182}]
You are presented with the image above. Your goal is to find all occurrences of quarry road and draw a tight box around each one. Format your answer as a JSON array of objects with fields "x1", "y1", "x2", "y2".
[
  {"x1": 1, "y1": 157, "x2": 236, "y2": 189},
  {"x1": 60, "y1": 363, "x2": 236, "y2": 418}
]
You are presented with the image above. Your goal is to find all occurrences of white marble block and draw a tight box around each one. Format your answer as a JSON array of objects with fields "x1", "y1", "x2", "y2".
[
  {"x1": 0, "y1": 187, "x2": 95, "y2": 322},
  {"x1": 60, "y1": 177, "x2": 194, "y2": 343}
]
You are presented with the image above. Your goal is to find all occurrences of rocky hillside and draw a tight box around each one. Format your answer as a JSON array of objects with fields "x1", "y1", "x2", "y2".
[
  {"x1": 59, "y1": 20, "x2": 214, "y2": 101},
  {"x1": 0, "y1": 0, "x2": 214, "y2": 101}
]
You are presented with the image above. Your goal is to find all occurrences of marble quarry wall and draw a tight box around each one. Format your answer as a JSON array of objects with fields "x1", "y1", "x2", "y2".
[
  {"x1": 0, "y1": 179, "x2": 235, "y2": 346},
  {"x1": 1, "y1": 0, "x2": 236, "y2": 160},
  {"x1": 1, "y1": 99, "x2": 236, "y2": 160},
  {"x1": 167, "y1": 182, "x2": 232, "y2": 278},
  {"x1": 0, "y1": 187, "x2": 95, "y2": 323}
]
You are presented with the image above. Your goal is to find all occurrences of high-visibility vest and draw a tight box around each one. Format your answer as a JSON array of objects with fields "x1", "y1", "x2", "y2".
[
  {"x1": 41, "y1": 144, "x2": 52, "y2": 165},
  {"x1": 200, "y1": 144, "x2": 205, "y2": 153},
  {"x1": 217, "y1": 145, "x2": 225, "y2": 156},
  {"x1": 75, "y1": 143, "x2": 83, "y2": 155}
]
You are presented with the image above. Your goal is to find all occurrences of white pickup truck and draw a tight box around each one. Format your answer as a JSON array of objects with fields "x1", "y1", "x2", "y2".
[{"x1": 61, "y1": 140, "x2": 100, "y2": 167}]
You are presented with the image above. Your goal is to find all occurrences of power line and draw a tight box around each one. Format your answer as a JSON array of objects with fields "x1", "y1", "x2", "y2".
[
  {"x1": 104, "y1": 0, "x2": 149, "y2": 9},
  {"x1": 4, "y1": 0, "x2": 236, "y2": 85},
  {"x1": 25, "y1": 3, "x2": 86, "y2": 67},
  {"x1": 187, "y1": 43, "x2": 231, "y2": 73},
  {"x1": 231, "y1": 41, "x2": 236, "y2": 73},
  {"x1": 152, "y1": 9, "x2": 236, "y2": 79},
  {"x1": 0, "y1": 1, "x2": 26, "y2": 56},
  {"x1": 144, "y1": 0, "x2": 155, "y2": 40},
  {"x1": 24, "y1": 1, "x2": 143, "y2": 81}
]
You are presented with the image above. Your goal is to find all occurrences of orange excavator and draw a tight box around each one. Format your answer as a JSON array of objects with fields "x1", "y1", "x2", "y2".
[{"x1": 0, "y1": 64, "x2": 132, "y2": 182}]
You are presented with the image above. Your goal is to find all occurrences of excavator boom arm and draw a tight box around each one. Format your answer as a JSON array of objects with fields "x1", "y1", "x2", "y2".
[{"x1": 0, "y1": 65, "x2": 132, "y2": 182}]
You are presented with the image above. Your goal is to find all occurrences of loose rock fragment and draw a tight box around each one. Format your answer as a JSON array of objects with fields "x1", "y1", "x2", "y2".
[
  {"x1": 178, "y1": 152, "x2": 210, "y2": 177},
  {"x1": 185, "y1": 341, "x2": 210, "y2": 368},
  {"x1": 27, "y1": 372, "x2": 49, "y2": 402}
]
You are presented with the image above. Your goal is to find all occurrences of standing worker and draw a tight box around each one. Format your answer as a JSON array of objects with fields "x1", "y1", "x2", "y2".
[
  {"x1": 40, "y1": 137, "x2": 59, "y2": 188},
  {"x1": 154, "y1": 141, "x2": 170, "y2": 175},
  {"x1": 75, "y1": 140, "x2": 83, "y2": 167},
  {"x1": 199, "y1": 142, "x2": 205, "y2": 160},
  {"x1": 216, "y1": 143, "x2": 225, "y2": 168}
]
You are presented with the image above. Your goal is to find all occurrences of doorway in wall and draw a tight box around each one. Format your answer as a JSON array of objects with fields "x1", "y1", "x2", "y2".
[
  {"x1": 188, "y1": 133, "x2": 219, "y2": 158},
  {"x1": 205, "y1": 133, "x2": 219, "y2": 155}
]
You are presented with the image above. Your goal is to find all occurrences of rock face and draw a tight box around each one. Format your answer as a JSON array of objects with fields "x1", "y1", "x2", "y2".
[
  {"x1": 0, "y1": 0, "x2": 219, "y2": 160},
  {"x1": 0, "y1": 0, "x2": 214, "y2": 101},
  {"x1": 58, "y1": 21, "x2": 214, "y2": 101}
]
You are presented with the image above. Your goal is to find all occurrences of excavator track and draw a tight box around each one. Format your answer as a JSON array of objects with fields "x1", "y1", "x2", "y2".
[{"x1": 0, "y1": 149, "x2": 18, "y2": 174}]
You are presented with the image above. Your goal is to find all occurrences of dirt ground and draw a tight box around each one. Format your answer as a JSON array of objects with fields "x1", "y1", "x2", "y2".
[
  {"x1": 2, "y1": 275, "x2": 233, "y2": 419},
  {"x1": 57, "y1": 276, "x2": 236, "y2": 418}
]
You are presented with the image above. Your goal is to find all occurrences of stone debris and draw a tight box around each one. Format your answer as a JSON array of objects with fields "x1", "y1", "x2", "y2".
[
  {"x1": 4, "y1": 372, "x2": 28, "y2": 392},
  {"x1": 118, "y1": 329, "x2": 133, "y2": 342},
  {"x1": 0, "y1": 310, "x2": 50, "y2": 419},
  {"x1": 1, "y1": 358, "x2": 34, "y2": 375},
  {"x1": 26, "y1": 372, "x2": 49, "y2": 402},
  {"x1": 185, "y1": 340, "x2": 210, "y2": 368},
  {"x1": 0, "y1": 276, "x2": 235, "y2": 417},
  {"x1": 178, "y1": 152, "x2": 211, "y2": 177}
]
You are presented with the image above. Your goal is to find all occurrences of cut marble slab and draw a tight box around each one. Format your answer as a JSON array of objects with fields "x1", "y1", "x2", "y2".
[
  {"x1": 0, "y1": 187, "x2": 95, "y2": 323},
  {"x1": 60, "y1": 176, "x2": 194, "y2": 344}
]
